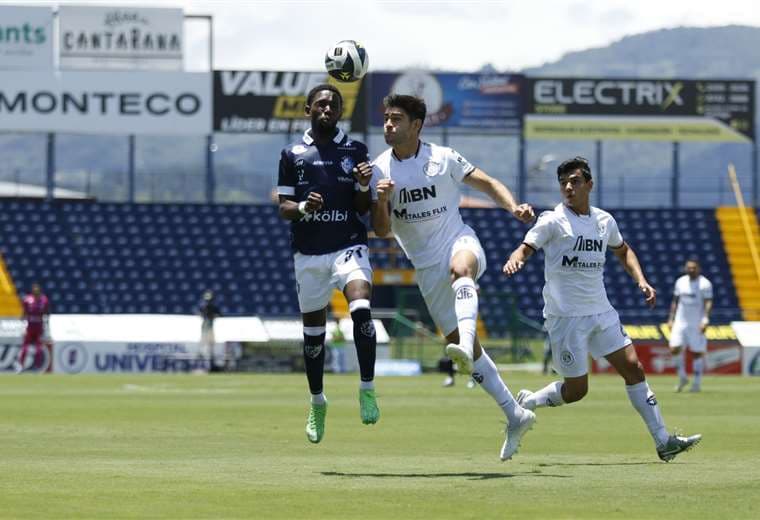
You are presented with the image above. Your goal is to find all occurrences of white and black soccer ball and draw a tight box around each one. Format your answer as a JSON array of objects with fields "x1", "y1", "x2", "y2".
[{"x1": 324, "y1": 40, "x2": 369, "y2": 82}]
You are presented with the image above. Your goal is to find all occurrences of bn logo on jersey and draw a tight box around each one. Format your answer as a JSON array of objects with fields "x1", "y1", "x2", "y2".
[{"x1": 398, "y1": 186, "x2": 436, "y2": 204}]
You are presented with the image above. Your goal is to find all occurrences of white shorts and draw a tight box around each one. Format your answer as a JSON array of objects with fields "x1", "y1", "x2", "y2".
[
  {"x1": 669, "y1": 322, "x2": 707, "y2": 353},
  {"x1": 416, "y1": 232, "x2": 487, "y2": 336},
  {"x1": 545, "y1": 309, "x2": 632, "y2": 378},
  {"x1": 294, "y1": 244, "x2": 372, "y2": 313}
]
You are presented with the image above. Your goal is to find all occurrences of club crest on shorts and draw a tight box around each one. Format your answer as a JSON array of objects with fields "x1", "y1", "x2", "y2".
[
  {"x1": 560, "y1": 350, "x2": 575, "y2": 367},
  {"x1": 360, "y1": 321, "x2": 376, "y2": 338},
  {"x1": 423, "y1": 161, "x2": 441, "y2": 176},
  {"x1": 304, "y1": 344, "x2": 323, "y2": 358},
  {"x1": 340, "y1": 156, "x2": 355, "y2": 174}
]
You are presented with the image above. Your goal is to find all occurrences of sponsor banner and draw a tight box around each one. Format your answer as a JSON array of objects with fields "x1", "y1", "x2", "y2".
[
  {"x1": 743, "y1": 346, "x2": 760, "y2": 376},
  {"x1": 370, "y1": 72, "x2": 524, "y2": 133},
  {"x1": 59, "y1": 5, "x2": 183, "y2": 70},
  {"x1": 54, "y1": 341, "x2": 208, "y2": 374},
  {"x1": 0, "y1": 71, "x2": 211, "y2": 135},
  {"x1": 592, "y1": 341, "x2": 742, "y2": 375},
  {"x1": 0, "y1": 6, "x2": 53, "y2": 69},
  {"x1": 0, "y1": 340, "x2": 52, "y2": 373},
  {"x1": 526, "y1": 77, "x2": 754, "y2": 142},
  {"x1": 731, "y1": 321, "x2": 760, "y2": 347},
  {"x1": 213, "y1": 71, "x2": 367, "y2": 134}
]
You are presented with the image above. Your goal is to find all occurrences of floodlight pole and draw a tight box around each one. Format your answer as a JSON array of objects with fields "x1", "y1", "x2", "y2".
[
  {"x1": 186, "y1": 14, "x2": 215, "y2": 203},
  {"x1": 595, "y1": 140, "x2": 603, "y2": 207},
  {"x1": 672, "y1": 141, "x2": 680, "y2": 208},
  {"x1": 128, "y1": 135, "x2": 135, "y2": 202},
  {"x1": 46, "y1": 133, "x2": 55, "y2": 201}
]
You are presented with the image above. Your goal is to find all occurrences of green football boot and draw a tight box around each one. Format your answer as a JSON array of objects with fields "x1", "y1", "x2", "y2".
[
  {"x1": 305, "y1": 400, "x2": 327, "y2": 443},
  {"x1": 359, "y1": 389, "x2": 380, "y2": 425}
]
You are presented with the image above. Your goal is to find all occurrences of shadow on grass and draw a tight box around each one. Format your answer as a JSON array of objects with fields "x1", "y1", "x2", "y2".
[
  {"x1": 537, "y1": 462, "x2": 658, "y2": 467},
  {"x1": 321, "y1": 469, "x2": 569, "y2": 481}
]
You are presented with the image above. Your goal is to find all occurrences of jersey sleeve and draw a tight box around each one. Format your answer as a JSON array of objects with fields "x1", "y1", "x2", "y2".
[
  {"x1": 673, "y1": 280, "x2": 681, "y2": 297},
  {"x1": 607, "y1": 216, "x2": 624, "y2": 248},
  {"x1": 277, "y1": 149, "x2": 296, "y2": 198},
  {"x1": 523, "y1": 211, "x2": 555, "y2": 250},
  {"x1": 702, "y1": 279, "x2": 714, "y2": 300},
  {"x1": 446, "y1": 148, "x2": 476, "y2": 183}
]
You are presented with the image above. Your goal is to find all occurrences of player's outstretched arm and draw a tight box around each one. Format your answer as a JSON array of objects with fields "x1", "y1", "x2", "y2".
[
  {"x1": 370, "y1": 179, "x2": 395, "y2": 237},
  {"x1": 463, "y1": 168, "x2": 535, "y2": 223},
  {"x1": 278, "y1": 192, "x2": 323, "y2": 221},
  {"x1": 612, "y1": 242, "x2": 657, "y2": 308},
  {"x1": 667, "y1": 296, "x2": 679, "y2": 329},
  {"x1": 503, "y1": 243, "x2": 535, "y2": 277},
  {"x1": 353, "y1": 162, "x2": 373, "y2": 215}
]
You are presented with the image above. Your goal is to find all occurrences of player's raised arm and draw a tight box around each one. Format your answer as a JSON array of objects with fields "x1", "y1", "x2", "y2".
[
  {"x1": 611, "y1": 241, "x2": 657, "y2": 308},
  {"x1": 463, "y1": 168, "x2": 535, "y2": 223},
  {"x1": 503, "y1": 243, "x2": 536, "y2": 277},
  {"x1": 370, "y1": 178, "x2": 394, "y2": 237}
]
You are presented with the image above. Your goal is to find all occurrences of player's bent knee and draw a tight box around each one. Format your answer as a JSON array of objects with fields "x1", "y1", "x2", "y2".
[{"x1": 563, "y1": 384, "x2": 588, "y2": 403}]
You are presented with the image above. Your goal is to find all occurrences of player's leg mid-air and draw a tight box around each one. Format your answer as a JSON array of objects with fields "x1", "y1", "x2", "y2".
[
  {"x1": 302, "y1": 271, "x2": 379, "y2": 444},
  {"x1": 444, "y1": 247, "x2": 536, "y2": 461}
]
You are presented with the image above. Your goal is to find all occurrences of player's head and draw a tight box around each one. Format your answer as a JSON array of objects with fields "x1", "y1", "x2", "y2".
[
  {"x1": 31, "y1": 283, "x2": 41, "y2": 296},
  {"x1": 685, "y1": 258, "x2": 701, "y2": 279},
  {"x1": 382, "y1": 94, "x2": 426, "y2": 146},
  {"x1": 305, "y1": 84, "x2": 343, "y2": 134},
  {"x1": 557, "y1": 156, "x2": 593, "y2": 210},
  {"x1": 203, "y1": 290, "x2": 214, "y2": 301}
]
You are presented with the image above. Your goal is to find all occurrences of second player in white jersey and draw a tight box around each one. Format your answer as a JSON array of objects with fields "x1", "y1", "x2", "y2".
[
  {"x1": 667, "y1": 259, "x2": 713, "y2": 392},
  {"x1": 370, "y1": 94, "x2": 536, "y2": 461},
  {"x1": 503, "y1": 156, "x2": 701, "y2": 462}
]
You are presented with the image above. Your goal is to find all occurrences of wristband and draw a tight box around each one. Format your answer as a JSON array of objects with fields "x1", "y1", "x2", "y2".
[
  {"x1": 358, "y1": 184, "x2": 370, "y2": 192},
  {"x1": 298, "y1": 201, "x2": 308, "y2": 214}
]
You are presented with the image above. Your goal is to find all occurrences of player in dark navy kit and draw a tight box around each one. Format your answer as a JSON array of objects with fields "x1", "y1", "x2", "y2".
[{"x1": 277, "y1": 84, "x2": 379, "y2": 444}]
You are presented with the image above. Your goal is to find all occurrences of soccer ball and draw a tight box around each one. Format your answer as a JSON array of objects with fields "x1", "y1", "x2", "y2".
[{"x1": 325, "y1": 40, "x2": 369, "y2": 82}]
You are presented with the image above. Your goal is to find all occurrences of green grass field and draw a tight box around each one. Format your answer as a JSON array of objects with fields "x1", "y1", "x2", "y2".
[{"x1": 1, "y1": 373, "x2": 758, "y2": 519}]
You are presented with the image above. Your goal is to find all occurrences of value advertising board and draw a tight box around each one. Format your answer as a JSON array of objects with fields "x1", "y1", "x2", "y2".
[{"x1": 0, "y1": 5, "x2": 53, "y2": 69}]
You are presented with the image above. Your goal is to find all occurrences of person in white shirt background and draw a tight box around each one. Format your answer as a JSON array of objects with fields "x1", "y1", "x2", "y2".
[
  {"x1": 503, "y1": 156, "x2": 701, "y2": 462},
  {"x1": 667, "y1": 259, "x2": 713, "y2": 393}
]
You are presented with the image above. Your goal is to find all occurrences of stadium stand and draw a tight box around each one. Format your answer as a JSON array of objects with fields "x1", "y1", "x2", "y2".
[{"x1": 0, "y1": 200, "x2": 742, "y2": 332}]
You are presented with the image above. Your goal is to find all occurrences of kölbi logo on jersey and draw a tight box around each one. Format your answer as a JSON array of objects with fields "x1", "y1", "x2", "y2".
[{"x1": 301, "y1": 210, "x2": 349, "y2": 223}]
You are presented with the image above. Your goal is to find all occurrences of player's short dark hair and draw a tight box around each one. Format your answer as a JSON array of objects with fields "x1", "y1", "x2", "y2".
[
  {"x1": 686, "y1": 257, "x2": 701, "y2": 266},
  {"x1": 557, "y1": 156, "x2": 592, "y2": 181},
  {"x1": 383, "y1": 94, "x2": 427, "y2": 130},
  {"x1": 306, "y1": 84, "x2": 343, "y2": 107}
]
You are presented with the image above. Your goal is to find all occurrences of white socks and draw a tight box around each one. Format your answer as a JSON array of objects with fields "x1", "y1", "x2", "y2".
[
  {"x1": 674, "y1": 351, "x2": 687, "y2": 380},
  {"x1": 626, "y1": 381, "x2": 669, "y2": 447},
  {"x1": 310, "y1": 392, "x2": 326, "y2": 405},
  {"x1": 359, "y1": 380, "x2": 375, "y2": 391},
  {"x1": 472, "y1": 350, "x2": 522, "y2": 423},
  {"x1": 452, "y1": 277, "x2": 478, "y2": 353},
  {"x1": 528, "y1": 381, "x2": 565, "y2": 409},
  {"x1": 693, "y1": 357, "x2": 704, "y2": 387}
]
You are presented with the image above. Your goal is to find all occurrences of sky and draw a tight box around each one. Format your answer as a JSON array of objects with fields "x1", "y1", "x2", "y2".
[{"x1": 9, "y1": 0, "x2": 760, "y2": 71}]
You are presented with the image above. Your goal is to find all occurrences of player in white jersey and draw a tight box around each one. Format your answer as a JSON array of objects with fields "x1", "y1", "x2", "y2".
[
  {"x1": 503, "y1": 157, "x2": 701, "y2": 462},
  {"x1": 369, "y1": 94, "x2": 536, "y2": 461},
  {"x1": 667, "y1": 259, "x2": 713, "y2": 392}
]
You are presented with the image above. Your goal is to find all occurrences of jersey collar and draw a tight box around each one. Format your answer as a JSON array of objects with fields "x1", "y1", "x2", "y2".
[
  {"x1": 302, "y1": 128, "x2": 345, "y2": 145},
  {"x1": 391, "y1": 140, "x2": 421, "y2": 162}
]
